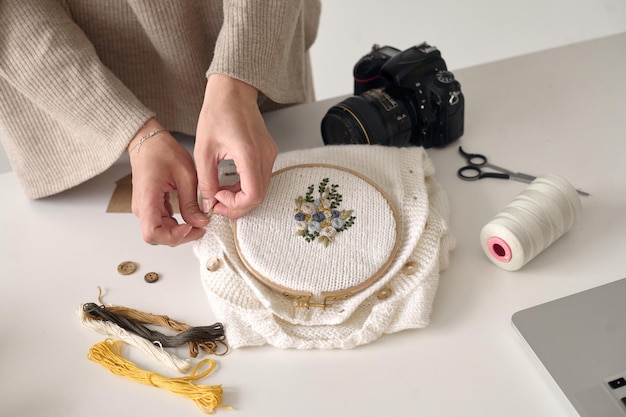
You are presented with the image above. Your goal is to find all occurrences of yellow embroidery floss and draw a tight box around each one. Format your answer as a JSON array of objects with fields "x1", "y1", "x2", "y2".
[{"x1": 88, "y1": 339, "x2": 229, "y2": 414}]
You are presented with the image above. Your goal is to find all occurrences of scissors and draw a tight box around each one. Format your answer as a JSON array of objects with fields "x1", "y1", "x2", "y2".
[{"x1": 457, "y1": 146, "x2": 589, "y2": 196}]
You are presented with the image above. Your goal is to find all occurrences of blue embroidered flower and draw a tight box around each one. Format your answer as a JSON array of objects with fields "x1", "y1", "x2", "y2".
[
  {"x1": 307, "y1": 221, "x2": 321, "y2": 234},
  {"x1": 331, "y1": 218, "x2": 345, "y2": 230},
  {"x1": 312, "y1": 212, "x2": 325, "y2": 222},
  {"x1": 293, "y1": 178, "x2": 356, "y2": 247}
]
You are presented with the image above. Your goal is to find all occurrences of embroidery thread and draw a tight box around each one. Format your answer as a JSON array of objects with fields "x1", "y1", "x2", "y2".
[{"x1": 294, "y1": 178, "x2": 356, "y2": 247}]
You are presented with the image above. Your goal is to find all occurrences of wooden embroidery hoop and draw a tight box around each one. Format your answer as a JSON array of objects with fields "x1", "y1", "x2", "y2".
[{"x1": 233, "y1": 163, "x2": 401, "y2": 308}]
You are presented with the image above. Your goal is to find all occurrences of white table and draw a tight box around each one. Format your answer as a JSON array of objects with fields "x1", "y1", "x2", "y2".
[{"x1": 1, "y1": 33, "x2": 625, "y2": 417}]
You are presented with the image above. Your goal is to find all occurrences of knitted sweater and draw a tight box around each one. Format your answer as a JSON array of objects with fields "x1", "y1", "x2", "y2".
[
  {"x1": 194, "y1": 145, "x2": 455, "y2": 349},
  {"x1": 0, "y1": 0, "x2": 321, "y2": 198}
]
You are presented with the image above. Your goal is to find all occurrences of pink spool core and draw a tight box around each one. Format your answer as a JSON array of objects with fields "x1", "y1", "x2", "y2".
[{"x1": 487, "y1": 236, "x2": 512, "y2": 262}]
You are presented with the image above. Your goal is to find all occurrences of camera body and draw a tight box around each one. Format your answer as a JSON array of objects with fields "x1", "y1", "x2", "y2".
[{"x1": 321, "y1": 43, "x2": 464, "y2": 148}]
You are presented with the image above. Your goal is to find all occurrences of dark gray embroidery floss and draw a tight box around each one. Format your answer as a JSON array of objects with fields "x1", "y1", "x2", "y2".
[{"x1": 83, "y1": 303, "x2": 224, "y2": 347}]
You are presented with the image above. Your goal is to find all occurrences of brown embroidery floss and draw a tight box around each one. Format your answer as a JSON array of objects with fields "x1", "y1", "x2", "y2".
[
  {"x1": 83, "y1": 303, "x2": 224, "y2": 349},
  {"x1": 79, "y1": 306, "x2": 192, "y2": 373},
  {"x1": 95, "y1": 288, "x2": 228, "y2": 356}
]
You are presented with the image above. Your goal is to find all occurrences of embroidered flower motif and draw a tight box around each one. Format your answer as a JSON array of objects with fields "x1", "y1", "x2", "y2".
[
  {"x1": 321, "y1": 226, "x2": 337, "y2": 239},
  {"x1": 311, "y1": 212, "x2": 325, "y2": 222},
  {"x1": 300, "y1": 202, "x2": 316, "y2": 214},
  {"x1": 294, "y1": 178, "x2": 356, "y2": 247},
  {"x1": 331, "y1": 218, "x2": 345, "y2": 229},
  {"x1": 307, "y1": 221, "x2": 322, "y2": 234}
]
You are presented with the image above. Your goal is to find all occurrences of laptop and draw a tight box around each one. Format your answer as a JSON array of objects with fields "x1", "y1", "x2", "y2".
[{"x1": 512, "y1": 277, "x2": 626, "y2": 417}]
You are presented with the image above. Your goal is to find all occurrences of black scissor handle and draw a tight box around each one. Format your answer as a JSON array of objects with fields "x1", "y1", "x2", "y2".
[
  {"x1": 458, "y1": 146, "x2": 487, "y2": 166},
  {"x1": 457, "y1": 165, "x2": 481, "y2": 180},
  {"x1": 457, "y1": 165, "x2": 510, "y2": 181}
]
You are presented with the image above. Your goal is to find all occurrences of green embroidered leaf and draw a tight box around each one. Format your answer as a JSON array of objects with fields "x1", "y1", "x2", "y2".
[
  {"x1": 295, "y1": 230, "x2": 305, "y2": 236},
  {"x1": 318, "y1": 178, "x2": 329, "y2": 194},
  {"x1": 305, "y1": 184, "x2": 314, "y2": 202},
  {"x1": 340, "y1": 210, "x2": 353, "y2": 220},
  {"x1": 318, "y1": 236, "x2": 330, "y2": 247}
]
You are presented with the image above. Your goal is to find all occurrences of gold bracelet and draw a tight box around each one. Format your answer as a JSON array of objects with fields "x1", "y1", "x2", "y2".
[{"x1": 133, "y1": 128, "x2": 167, "y2": 155}]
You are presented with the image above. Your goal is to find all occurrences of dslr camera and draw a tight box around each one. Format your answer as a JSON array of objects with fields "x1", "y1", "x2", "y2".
[{"x1": 321, "y1": 43, "x2": 464, "y2": 148}]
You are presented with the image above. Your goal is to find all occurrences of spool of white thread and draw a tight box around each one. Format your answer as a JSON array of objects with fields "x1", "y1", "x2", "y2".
[{"x1": 480, "y1": 174, "x2": 582, "y2": 271}]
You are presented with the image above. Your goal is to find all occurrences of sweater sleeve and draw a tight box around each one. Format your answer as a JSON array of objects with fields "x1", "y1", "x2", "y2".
[
  {"x1": 0, "y1": 0, "x2": 154, "y2": 142},
  {"x1": 207, "y1": 0, "x2": 320, "y2": 104}
]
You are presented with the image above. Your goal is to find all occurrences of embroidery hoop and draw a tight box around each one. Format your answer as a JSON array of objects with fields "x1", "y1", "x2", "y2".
[{"x1": 233, "y1": 163, "x2": 401, "y2": 308}]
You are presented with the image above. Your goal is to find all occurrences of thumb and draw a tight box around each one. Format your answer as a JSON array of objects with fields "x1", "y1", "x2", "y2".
[
  {"x1": 196, "y1": 156, "x2": 220, "y2": 214},
  {"x1": 176, "y1": 178, "x2": 209, "y2": 228}
]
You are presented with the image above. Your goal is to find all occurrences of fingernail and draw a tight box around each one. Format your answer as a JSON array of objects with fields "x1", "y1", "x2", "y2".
[
  {"x1": 183, "y1": 225, "x2": 194, "y2": 238},
  {"x1": 202, "y1": 198, "x2": 215, "y2": 215}
]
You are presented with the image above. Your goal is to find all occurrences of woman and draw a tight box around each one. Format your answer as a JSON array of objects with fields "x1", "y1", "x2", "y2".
[{"x1": 0, "y1": 0, "x2": 321, "y2": 245}]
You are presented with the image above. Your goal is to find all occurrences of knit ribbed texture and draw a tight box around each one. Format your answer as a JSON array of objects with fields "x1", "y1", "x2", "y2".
[
  {"x1": 235, "y1": 165, "x2": 398, "y2": 295},
  {"x1": 208, "y1": 0, "x2": 320, "y2": 104},
  {"x1": 0, "y1": 0, "x2": 320, "y2": 198},
  {"x1": 193, "y1": 145, "x2": 456, "y2": 349}
]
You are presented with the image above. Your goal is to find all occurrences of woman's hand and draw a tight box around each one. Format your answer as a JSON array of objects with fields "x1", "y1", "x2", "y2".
[
  {"x1": 194, "y1": 74, "x2": 278, "y2": 218},
  {"x1": 128, "y1": 119, "x2": 209, "y2": 246}
]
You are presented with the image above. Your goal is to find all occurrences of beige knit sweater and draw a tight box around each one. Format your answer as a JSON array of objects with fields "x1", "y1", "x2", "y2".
[{"x1": 0, "y1": 0, "x2": 321, "y2": 198}]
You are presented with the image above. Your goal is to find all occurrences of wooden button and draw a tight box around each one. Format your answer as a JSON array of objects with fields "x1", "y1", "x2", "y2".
[
  {"x1": 377, "y1": 287, "x2": 392, "y2": 300},
  {"x1": 206, "y1": 257, "x2": 222, "y2": 272},
  {"x1": 117, "y1": 261, "x2": 137, "y2": 275},
  {"x1": 402, "y1": 261, "x2": 418, "y2": 275},
  {"x1": 144, "y1": 272, "x2": 159, "y2": 283}
]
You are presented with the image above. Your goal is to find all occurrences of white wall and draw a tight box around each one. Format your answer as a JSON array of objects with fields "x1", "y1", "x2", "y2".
[
  {"x1": 1, "y1": 0, "x2": 625, "y2": 174},
  {"x1": 310, "y1": 0, "x2": 626, "y2": 100}
]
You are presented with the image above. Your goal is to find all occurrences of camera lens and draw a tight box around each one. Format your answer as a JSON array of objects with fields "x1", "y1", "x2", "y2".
[{"x1": 321, "y1": 89, "x2": 412, "y2": 146}]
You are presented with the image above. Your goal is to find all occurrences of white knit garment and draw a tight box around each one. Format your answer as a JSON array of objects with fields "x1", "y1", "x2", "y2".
[{"x1": 193, "y1": 145, "x2": 455, "y2": 349}]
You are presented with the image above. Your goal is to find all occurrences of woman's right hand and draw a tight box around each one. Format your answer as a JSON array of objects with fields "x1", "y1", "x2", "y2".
[{"x1": 128, "y1": 119, "x2": 209, "y2": 246}]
